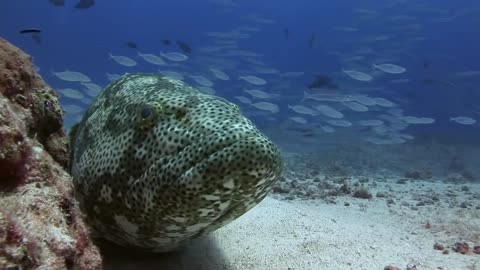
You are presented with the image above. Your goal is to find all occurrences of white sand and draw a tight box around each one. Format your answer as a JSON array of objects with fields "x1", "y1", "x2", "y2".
[{"x1": 104, "y1": 182, "x2": 480, "y2": 270}]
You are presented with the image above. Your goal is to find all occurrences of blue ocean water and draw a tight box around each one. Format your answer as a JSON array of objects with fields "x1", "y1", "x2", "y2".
[{"x1": 1, "y1": 0, "x2": 479, "y2": 144}]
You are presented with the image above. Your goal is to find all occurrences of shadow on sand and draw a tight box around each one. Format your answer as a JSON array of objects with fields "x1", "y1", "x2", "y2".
[{"x1": 100, "y1": 235, "x2": 230, "y2": 270}]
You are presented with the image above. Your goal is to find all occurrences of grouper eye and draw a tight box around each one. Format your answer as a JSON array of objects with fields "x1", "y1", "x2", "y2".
[
  {"x1": 141, "y1": 107, "x2": 152, "y2": 119},
  {"x1": 136, "y1": 102, "x2": 162, "y2": 130}
]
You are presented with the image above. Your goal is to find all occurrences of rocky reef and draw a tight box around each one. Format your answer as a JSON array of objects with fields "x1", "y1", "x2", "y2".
[{"x1": 0, "y1": 38, "x2": 101, "y2": 269}]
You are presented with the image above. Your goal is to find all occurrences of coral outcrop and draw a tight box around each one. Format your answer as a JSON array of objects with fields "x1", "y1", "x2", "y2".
[{"x1": 0, "y1": 38, "x2": 101, "y2": 269}]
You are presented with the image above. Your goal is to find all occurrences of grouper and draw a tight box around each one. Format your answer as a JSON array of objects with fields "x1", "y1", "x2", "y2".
[{"x1": 70, "y1": 73, "x2": 282, "y2": 252}]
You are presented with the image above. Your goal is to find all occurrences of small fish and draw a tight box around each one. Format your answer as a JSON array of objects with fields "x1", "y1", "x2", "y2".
[
  {"x1": 190, "y1": 75, "x2": 214, "y2": 87},
  {"x1": 176, "y1": 41, "x2": 192, "y2": 54},
  {"x1": 343, "y1": 102, "x2": 369, "y2": 112},
  {"x1": 50, "y1": 0, "x2": 65, "y2": 6},
  {"x1": 210, "y1": 68, "x2": 230, "y2": 80},
  {"x1": 251, "y1": 102, "x2": 279, "y2": 113},
  {"x1": 342, "y1": 69, "x2": 373, "y2": 81},
  {"x1": 288, "y1": 105, "x2": 317, "y2": 116},
  {"x1": 239, "y1": 75, "x2": 266, "y2": 85},
  {"x1": 81, "y1": 82, "x2": 103, "y2": 97},
  {"x1": 75, "y1": 0, "x2": 95, "y2": 9},
  {"x1": 373, "y1": 97, "x2": 395, "y2": 107},
  {"x1": 358, "y1": 119, "x2": 384, "y2": 127},
  {"x1": 126, "y1": 42, "x2": 138, "y2": 49},
  {"x1": 283, "y1": 28, "x2": 290, "y2": 39},
  {"x1": 234, "y1": 96, "x2": 252, "y2": 104},
  {"x1": 108, "y1": 53, "x2": 137, "y2": 67},
  {"x1": 308, "y1": 74, "x2": 337, "y2": 89},
  {"x1": 373, "y1": 63, "x2": 406, "y2": 74},
  {"x1": 450, "y1": 116, "x2": 476, "y2": 125},
  {"x1": 162, "y1": 39, "x2": 171, "y2": 45},
  {"x1": 19, "y1": 29, "x2": 42, "y2": 34},
  {"x1": 58, "y1": 88, "x2": 84, "y2": 99},
  {"x1": 352, "y1": 95, "x2": 376, "y2": 106},
  {"x1": 244, "y1": 89, "x2": 271, "y2": 99},
  {"x1": 327, "y1": 119, "x2": 352, "y2": 127},
  {"x1": 161, "y1": 52, "x2": 188, "y2": 61},
  {"x1": 308, "y1": 34, "x2": 316, "y2": 48},
  {"x1": 137, "y1": 52, "x2": 166, "y2": 65},
  {"x1": 401, "y1": 116, "x2": 435, "y2": 124},
  {"x1": 314, "y1": 105, "x2": 344, "y2": 119},
  {"x1": 63, "y1": 104, "x2": 84, "y2": 114},
  {"x1": 106, "y1": 73, "x2": 121, "y2": 81},
  {"x1": 289, "y1": 116, "x2": 308, "y2": 124},
  {"x1": 197, "y1": 86, "x2": 215, "y2": 95},
  {"x1": 158, "y1": 70, "x2": 184, "y2": 80},
  {"x1": 321, "y1": 125, "x2": 335, "y2": 133},
  {"x1": 52, "y1": 70, "x2": 91, "y2": 82}
]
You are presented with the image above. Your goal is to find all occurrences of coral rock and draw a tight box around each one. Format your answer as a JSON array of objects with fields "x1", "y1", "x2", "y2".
[
  {"x1": 0, "y1": 38, "x2": 101, "y2": 269},
  {"x1": 452, "y1": 241, "x2": 469, "y2": 254},
  {"x1": 384, "y1": 265, "x2": 401, "y2": 270}
]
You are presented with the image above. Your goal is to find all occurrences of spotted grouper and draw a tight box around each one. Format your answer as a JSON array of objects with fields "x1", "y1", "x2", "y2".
[{"x1": 70, "y1": 73, "x2": 282, "y2": 252}]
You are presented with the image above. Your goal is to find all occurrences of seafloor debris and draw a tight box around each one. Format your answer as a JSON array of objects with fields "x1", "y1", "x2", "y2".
[
  {"x1": 0, "y1": 38, "x2": 101, "y2": 269},
  {"x1": 453, "y1": 241, "x2": 470, "y2": 254},
  {"x1": 404, "y1": 168, "x2": 433, "y2": 180}
]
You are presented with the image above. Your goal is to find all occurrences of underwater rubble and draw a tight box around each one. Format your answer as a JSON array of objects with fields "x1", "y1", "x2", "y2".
[{"x1": 0, "y1": 38, "x2": 101, "y2": 269}]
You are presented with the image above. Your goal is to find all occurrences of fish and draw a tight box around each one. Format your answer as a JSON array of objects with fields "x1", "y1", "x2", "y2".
[
  {"x1": 251, "y1": 101, "x2": 279, "y2": 113},
  {"x1": 302, "y1": 91, "x2": 354, "y2": 103},
  {"x1": 137, "y1": 52, "x2": 166, "y2": 65},
  {"x1": 197, "y1": 86, "x2": 215, "y2": 95},
  {"x1": 210, "y1": 68, "x2": 230, "y2": 80},
  {"x1": 106, "y1": 73, "x2": 122, "y2": 81},
  {"x1": 62, "y1": 104, "x2": 84, "y2": 114},
  {"x1": 74, "y1": 0, "x2": 95, "y2": 9},
  {"x1": 158, "y1": 70, "x2": 184, "y2": 81},
  {"x1": 108, "y1": 53, "x2": 137, "y2": 67},
  {"x1": 288, "y1": 105, "x2": 317, "y2": 116},
  {"x1": 342, "y1": 69, "x2": 373, "y2": 81},
  {"x1": 244, "y1": 89, "x2": 272, "y2": 99},
  {"x1": 161, "y1": 52, "x2": 188, "y2": 61},
  {"x1": 190, "y1": 75, "x2": 214, "y2": 87},
  {"x1": 235, "y1": 96, "x2": 252, "y2": 104},
  {"x1": 162, "y1": 39, "x2": 171, "y2": 45},
  {"x1": 326, "y1": 119, "x2": 352, "y2": 127},
  {"x1": 283, "y1": 28, "x2": 290, "y2": 39},
  {"x1": 373, "y1": 63, "x2": 407, "y2": 74},
  {"x1": 358, "y1": 119, "x2": 384, "y2": 126},
  {"x1": 126, "y1": 42, "x2": 138, "y2": 49},
  {"x1": 308, "y1": 74, "x2": 338, "y2": 90},
  {"x1": 351, "y1": 95, "x2": 376, "y2": 106},
  {"x1": 176, "y1": 41, "x2": 192, "y2": 54},
  {"x1": 321, "y1": 125, "x2": 335, "y2": 133},
  {"x1": 343, "y1": 101, "x2": 369, "y2": 112},
  {"x1": 19, "y1": 29, "x2": 42, "y2": 34},
  {"x1": 52, "y1": 70, "x2": 91, "y2": 82},
  {"x1": 50, "y1": 0, "x2": 65, "y2": 6},
  {"x1": 400, "y1": 116, "x2": 435, "y2": 124},
  {"x1": 373, "y1": 97, "x2": 395, "y2": 107},
  {"x1": 314, "y1": 105, "x2": 344, "y2": 119},
  {"x1": 239, "y1": 75, "x2": 266, "y2": 85},
  {"x1": 308, "y1": 34, "x2": 316, "y2": 48},
  {"x1": 70, "y1": 73, "x2": 282, "y2": 252},
  {"x1": 81, "y1": 82, "x2": 103, "y2": 97},
  {"x1": 58, "y1": 88, "x2": 84, "y2": 99},
  {"x1": 289, "y1": 117, "x2": 308, "y2": 124},
  {"x1": 450, "y1": 116, "x2": 476, "y2": 125}
]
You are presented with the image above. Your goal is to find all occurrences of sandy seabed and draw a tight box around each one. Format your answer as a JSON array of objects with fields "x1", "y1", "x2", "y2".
[{"x1": 103, "y1": 180, "x2": 480, "y2": 270}]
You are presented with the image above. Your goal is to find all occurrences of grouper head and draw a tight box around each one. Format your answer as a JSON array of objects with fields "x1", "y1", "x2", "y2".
[{"x1": 70, "y1": 74, "x2": 283, "y2": 252}]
